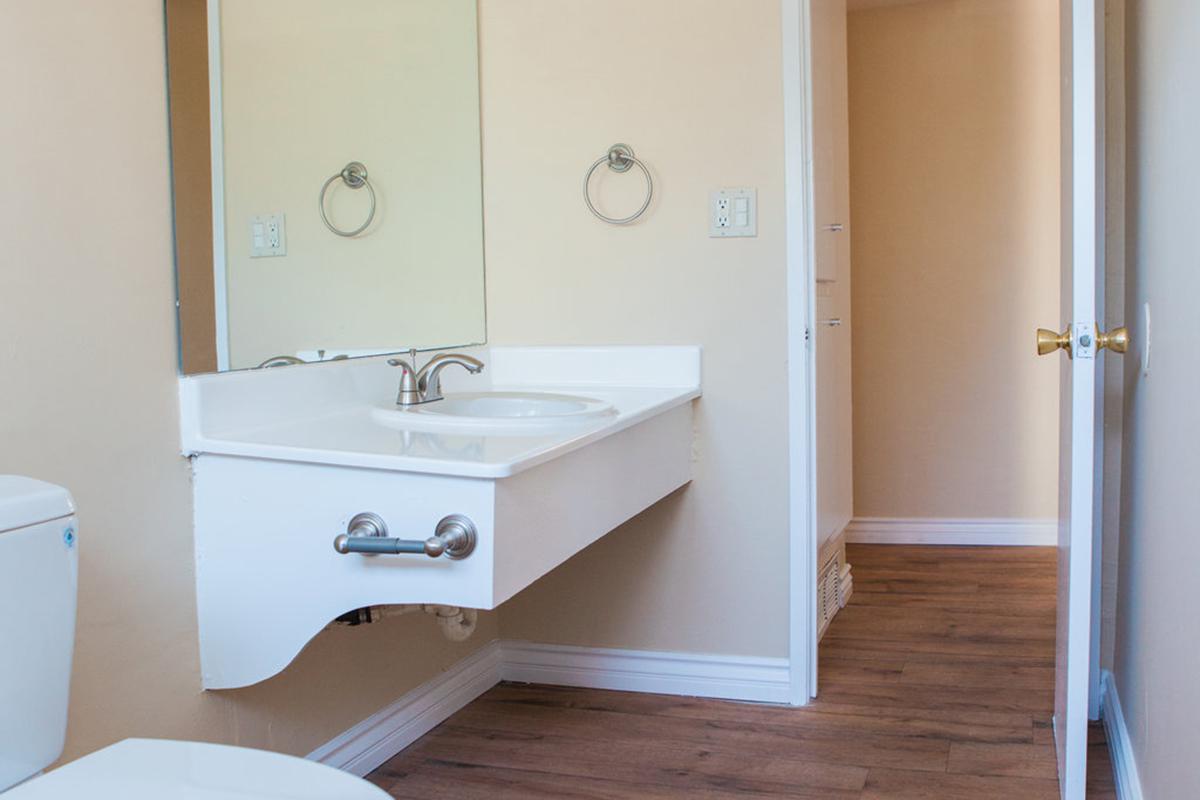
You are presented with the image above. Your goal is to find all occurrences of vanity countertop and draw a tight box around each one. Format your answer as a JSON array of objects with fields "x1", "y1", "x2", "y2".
[
  {"x1": 180, "y1": 346, "x2": 702, "y2": 479},
  {"x1": 184, "y1": 385, "x2": 697, "y2": 479}
]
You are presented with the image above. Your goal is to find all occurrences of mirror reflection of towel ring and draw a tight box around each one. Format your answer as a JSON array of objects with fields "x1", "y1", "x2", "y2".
[
  {"x1": 583, "y1": 144, "x2": 654, "y2": 225},
  {"x1": 319, "y1": 161, "x2": 376, "y2": 237}
]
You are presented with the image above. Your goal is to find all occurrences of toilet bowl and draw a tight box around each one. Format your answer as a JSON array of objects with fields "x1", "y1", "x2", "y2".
[
  {"x1": 0, "y1": 477, "x2": 388, "y2": 800},
  {"x1": 3, "y1": 739, "x2": 387, "y2": 799}
]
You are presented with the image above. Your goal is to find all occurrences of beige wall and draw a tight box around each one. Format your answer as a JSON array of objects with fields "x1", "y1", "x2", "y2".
[
  {"x1": 1, "y1": 1, "x2": 497, "y2": 762},
  {"x1": 481, "y1": 0, "x2": 791, "y2": 657},
  {"x1": 220, "y1": 0, "x2": 486, "y2": 370},
  {"x1": 1113, "y1": 1, "x2": 1200, "y2": 796},
  {"x1": 847, "y1": 0, "x2": 1061, "y2": 520}
]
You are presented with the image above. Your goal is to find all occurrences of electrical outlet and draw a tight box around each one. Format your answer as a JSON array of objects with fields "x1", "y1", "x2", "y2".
[
  {"x1": 710, "y1": 189, "x2": 756, "y2": 238},
  {"x1": 250, "y1": 213, "x2": 287, "y2": 258}
]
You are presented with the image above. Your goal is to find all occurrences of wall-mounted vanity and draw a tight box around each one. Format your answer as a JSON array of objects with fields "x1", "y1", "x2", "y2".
[
  {"x1": 165, "y1": 1, "x2": 701, "y2": 690},
  {"x1": 181, "y1": 347, "x2": 699, "y2": 689}
]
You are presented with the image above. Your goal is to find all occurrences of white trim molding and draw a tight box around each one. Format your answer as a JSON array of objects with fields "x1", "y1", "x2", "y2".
[
  {"x1": 781, "y1": 0, "x2": 819, "y2": 708},
  {"x1": 845, "y1": 517, "x2": 1057, "y2": 546},
  {"x1": 501, "y1": 641, "x2": 792, "y2": 704},
  {"x1": 1100, "y1": 670, "x2": 1145, "y2": 800},
  {"x1": 307, "y1": 641, "x2": 503, "y2": 777},
  {"x1": 308, "y1": 640, "x2": 792, "y2": 775}
]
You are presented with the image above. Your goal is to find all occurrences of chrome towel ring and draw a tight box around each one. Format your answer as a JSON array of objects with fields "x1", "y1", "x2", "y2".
[
  {"x1": 319, "y1": 161, "x2": 376, "y2": 237},
  {"x1": 583, "y1": 143, "x2": 653, "y2": 225}
]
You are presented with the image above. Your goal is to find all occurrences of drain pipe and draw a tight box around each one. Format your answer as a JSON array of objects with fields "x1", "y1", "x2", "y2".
[
  {"x1": 328, "y1": 604, "x2": 478, "y2": 642},
  {"x1": 422, "y1": 605, "x2": 478, "y2": 642}
]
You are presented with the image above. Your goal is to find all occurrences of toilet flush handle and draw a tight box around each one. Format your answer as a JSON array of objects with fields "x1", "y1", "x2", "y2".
[{"x1": 333, "y1": 512, "x2": 477, "y2": 560}]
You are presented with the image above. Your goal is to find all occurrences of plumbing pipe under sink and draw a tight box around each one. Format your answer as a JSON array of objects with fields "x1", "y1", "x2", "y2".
[{"x1": 327, "y1": 604, "x2": 478, "y2": 642}]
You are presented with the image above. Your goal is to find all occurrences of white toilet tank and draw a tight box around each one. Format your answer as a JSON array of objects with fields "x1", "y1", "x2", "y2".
[{"x1": 0, "y1": 477, "x2": 78, "y2": 792}]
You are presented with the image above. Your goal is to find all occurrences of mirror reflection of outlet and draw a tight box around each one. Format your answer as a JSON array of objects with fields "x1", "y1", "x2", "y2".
[
  {"x1": 710, "y1": 188, "x2": 756, "y2": 238},
  {"x1": 250, "y1": 213, "x2": 287, "y2": 258}
]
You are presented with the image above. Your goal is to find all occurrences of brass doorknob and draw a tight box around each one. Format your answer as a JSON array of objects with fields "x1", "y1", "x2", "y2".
[
  {"x1": 1097, "y1": 326, "x2": 1129, "y2": 354},
  {"x1": 1037, "y1": 327, "x2": 1072, "y2": 356}
]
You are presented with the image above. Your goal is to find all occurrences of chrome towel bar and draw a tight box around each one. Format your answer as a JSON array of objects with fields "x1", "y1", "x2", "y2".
[{"x1": 334, "y1": 512, "x2": 477, "y2": 560}]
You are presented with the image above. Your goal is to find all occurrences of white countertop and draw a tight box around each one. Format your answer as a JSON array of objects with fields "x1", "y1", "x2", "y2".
[
  {"x1": 184, "y1": 385, "x2": 697, "y2": 478},
  {"x1": 179, "y1": 346, "x2": 702, "y2": 479}
]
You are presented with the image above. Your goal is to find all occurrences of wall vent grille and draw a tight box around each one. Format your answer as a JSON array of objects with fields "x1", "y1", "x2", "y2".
[{"x1": 817, "y1": 552, "x2": 853, "y2": 640}]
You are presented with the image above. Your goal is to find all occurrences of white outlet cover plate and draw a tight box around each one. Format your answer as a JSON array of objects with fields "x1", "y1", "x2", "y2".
[
  {"x1": 710, "y1": 188, "x2": 757, "y2": 238},
  {"x1": 250, "y1": 213, "x2": 287, "y2": 258}
]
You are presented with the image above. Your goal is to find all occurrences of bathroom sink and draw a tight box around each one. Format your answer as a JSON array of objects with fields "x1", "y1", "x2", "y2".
[{"x1": 371, "y1": 391, "x2": 616, "y2": 434}]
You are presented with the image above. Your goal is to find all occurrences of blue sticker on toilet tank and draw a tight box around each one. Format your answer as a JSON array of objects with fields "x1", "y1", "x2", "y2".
[{"x1": 63, "y1": 527, "x2": 75, "y2": 548}]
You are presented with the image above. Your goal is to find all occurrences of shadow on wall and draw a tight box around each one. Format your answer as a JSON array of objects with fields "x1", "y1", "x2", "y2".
[{"x1": 498, "y1": 485, "x2": 692, "y2": 647}]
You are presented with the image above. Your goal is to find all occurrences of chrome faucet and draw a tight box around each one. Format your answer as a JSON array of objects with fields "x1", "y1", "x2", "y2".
[
  {"x1": 387, "y1": 349, "x2": 484, "y2": 406},
  {"x1": 256, "y1": 355, "x2": 306, "y2": 368}
]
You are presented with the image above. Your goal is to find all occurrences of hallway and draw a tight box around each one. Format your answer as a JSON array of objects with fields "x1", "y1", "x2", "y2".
[{"x1": 367, "y1": 545, "x2": 1116, "y2": 798}]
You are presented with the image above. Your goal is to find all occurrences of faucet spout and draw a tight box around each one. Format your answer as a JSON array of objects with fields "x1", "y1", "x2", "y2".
[
  {"x1": 417, "y1": 354, "x2": 485, "y2": 403},
  {"x1": 387, "y1": 352, "x2": 484, "y2": 406}
]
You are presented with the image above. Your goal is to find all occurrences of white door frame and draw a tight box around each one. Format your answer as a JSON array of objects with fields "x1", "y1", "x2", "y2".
[
  {"x1": 1057, "y1": 1, "x2": 1106, "y2": 795},
  {"x1": 781, "y1": 0, "x2": 819, "y2": 705}
]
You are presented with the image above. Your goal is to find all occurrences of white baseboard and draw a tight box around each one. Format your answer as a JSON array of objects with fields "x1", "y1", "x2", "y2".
[
  {"x1": 1101, "y1": 670, "x2": 1145, "y2": 800},
  {"x1": 845, "y1": 517, "x2": 1057, "y2": 546},
  {"x1": 308, "y1": 639, "x2": 791, "y2": 776},
  {"x1": 500, "y1": 641, "x2": 791, "y2": 704},
  {"x1": 306, "y1": 640, "x2": 503, "y2": 777},
  {"x1": 309, "y1": 642, "x2": 792, "y2": 777}
]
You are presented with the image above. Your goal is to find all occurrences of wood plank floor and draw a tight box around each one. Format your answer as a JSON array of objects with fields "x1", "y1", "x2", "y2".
[{"x1": 368, "y1": 544, "x2": 1118, "y2": 798}]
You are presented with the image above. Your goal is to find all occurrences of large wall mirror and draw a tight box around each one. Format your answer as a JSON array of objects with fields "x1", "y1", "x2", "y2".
[{"x1": 165, "y1": 0, "x2": 486, "y2": 374}]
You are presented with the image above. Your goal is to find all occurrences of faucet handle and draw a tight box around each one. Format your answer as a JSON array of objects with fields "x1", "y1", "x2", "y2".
[
  {"x1": 386, "y1": 348, "x2": 420, "y2": 372},
  {"x1": 387, "y1": 356, "x2": 421, "y2": 405}
]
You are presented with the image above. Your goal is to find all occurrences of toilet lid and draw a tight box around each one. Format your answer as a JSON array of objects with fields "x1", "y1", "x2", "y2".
[{"x1": 4, "y1": 739, "x2": 390, "y2": 799}]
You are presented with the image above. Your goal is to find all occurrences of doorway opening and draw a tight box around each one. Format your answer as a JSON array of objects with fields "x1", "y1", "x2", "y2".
[
  {"x1": 803, "y1": 4, "x2": 1129, "y2": 795},
  {"x1": 812, "y1": 0, "x2": 1062, "y2": 648}
]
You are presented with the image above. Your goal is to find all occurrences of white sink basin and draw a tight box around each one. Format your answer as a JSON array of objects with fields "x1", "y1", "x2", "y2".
[{"x1": 371, "y1": 391, "x2": 616, "y2": 435}]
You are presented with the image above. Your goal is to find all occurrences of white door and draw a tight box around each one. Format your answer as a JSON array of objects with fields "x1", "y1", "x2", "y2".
[{"x1": 1046, "y1": 1, "x2": 1126, "y2": 797}]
